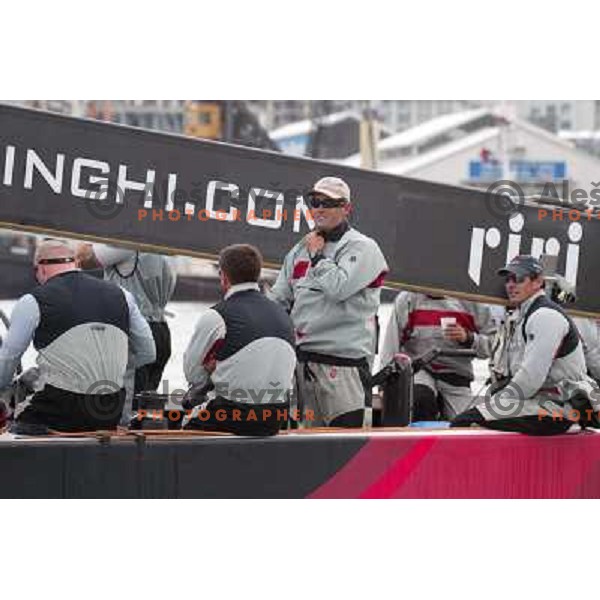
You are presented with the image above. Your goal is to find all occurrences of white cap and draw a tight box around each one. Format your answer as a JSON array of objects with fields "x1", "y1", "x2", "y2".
[{"x1": 309, "y1": 176, "x2": 351, "y2": 202}]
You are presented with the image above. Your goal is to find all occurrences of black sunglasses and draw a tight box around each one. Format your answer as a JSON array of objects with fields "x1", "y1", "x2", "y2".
[
  {"x1": 33, "y1": 257, "x2": 75, "y2": 274},
  {"x1": 505, "y1": 273, "x2": 530, "y2": 284},
  {"x1": 308, "y1": 197, "x2": 347, "y2": 209}
]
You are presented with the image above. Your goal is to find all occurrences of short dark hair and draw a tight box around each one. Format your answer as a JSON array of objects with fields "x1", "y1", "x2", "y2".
[{"x1": 219, "y1": 244, "x2": 263, "y2": 285}]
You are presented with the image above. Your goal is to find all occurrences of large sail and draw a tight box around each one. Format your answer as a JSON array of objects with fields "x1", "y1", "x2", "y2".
[{"x1": 1, "y1": 103, "x2": 598, "y2": 315}]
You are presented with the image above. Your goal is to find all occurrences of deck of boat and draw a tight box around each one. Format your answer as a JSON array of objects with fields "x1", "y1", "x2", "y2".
[{"x1": 2, "y1": 427, "x2": 600, "y2": 498}]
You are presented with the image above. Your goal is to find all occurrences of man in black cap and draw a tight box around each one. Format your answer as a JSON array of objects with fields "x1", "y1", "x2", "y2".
[{"x1": 451, "y1": 255, "x2": 598, "y2": 435}]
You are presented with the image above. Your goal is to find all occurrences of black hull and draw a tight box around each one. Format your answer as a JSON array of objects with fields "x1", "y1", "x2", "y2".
[{"x1": 2, "y1": 429, "x2": 600, "y2": 498}]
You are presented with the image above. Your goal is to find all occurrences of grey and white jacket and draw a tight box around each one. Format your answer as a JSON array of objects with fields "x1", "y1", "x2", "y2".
[
  {"x1": 381, "y1": 292, "x2": 496, "y2": 383},
  {"x1": 478, "y1": 291, "x2": 594, "y2": 420},
  {"x1": 573, "y1": 317, "x2": 600, "y2": 382},
  {"x1": 184, "y1": 283, "x2": 296, "y2": 405},
  {"x1": 268, "y1": 224, "x2": 388, "y2": 361},
  {"x1": 0, "y1": 270, "x2": 155, "y2": 395},
  {"x1": 94, "y1": 245, "x2": 176, "y2": 323}
]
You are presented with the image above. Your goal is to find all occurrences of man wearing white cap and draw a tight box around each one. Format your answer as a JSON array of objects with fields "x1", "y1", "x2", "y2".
[{"x1": 269, "y1": 176, "x2": 388, "y2": 428}]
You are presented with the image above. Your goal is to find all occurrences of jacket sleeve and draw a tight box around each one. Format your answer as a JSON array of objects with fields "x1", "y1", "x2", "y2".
[
  {"x1": 575, "y1": 317, "x2": 600, "y2": 381},
  {"x1": 123, "y1": 289, "x2": 156, "y2": 368},
  {"x1": 498, "y1": 308, "x2": 569, "y2": 400},
  {"x1": 183, "y1": 308, "x2": 226, "y2": 386},
  {"x1": 0, "y1": 294, "x2": 40, "y2": 390},
  {"x1": 267, "y1": 245, "x2": 300, "y2": 312},
  {"x1": 305, "y1": 238, "x2": 388, "y2": 302},
  {"x1": 468, "y1": 302, "x2": 497, "y2": 359},
  {"x1": 380, "y1": 291, "x2": 412, "y2": 367}
]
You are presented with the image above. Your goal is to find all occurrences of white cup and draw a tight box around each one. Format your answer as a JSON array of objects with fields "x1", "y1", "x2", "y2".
[{"x1": 440, "y1": 317, "x2": 457, "y2": 331}]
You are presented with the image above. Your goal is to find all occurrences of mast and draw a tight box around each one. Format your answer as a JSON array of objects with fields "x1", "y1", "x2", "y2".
[{"x1": 360, "y1": 100, "x2": 378, "y2": 169}]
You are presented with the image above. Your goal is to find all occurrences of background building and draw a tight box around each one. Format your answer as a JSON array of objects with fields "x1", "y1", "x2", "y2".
[
  {"x1": 514, "y1": 100, "x2": 600, "y2": 133},
  {"x1": 338, "y1": 106, "x2": 600, "y2": 195},
  {"x1": 248, "y1": 100, "x2": 483, "y2": 133}
]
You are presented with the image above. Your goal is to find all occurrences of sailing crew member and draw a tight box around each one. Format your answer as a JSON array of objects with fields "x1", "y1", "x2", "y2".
[
  {"x1": 182, "y1": 244, "x2": 296, "y2": 436},
  {"x1": 452, "y1": 255, "x2": 598, "y2": 435},
  {"x1": 573, "y1": 317, "x2": 600, "y2": 384},
  {"x1": 76, "y1": 243, "x2": 176, "y2": 395},
  {"x1": 380, "y1": 292, "x2": 495, "y2": 421},
  {"x1": 268, "y1": 176, "x2": 388, "y2": 428},
  {"x1": 1, "y1": 240, "x2": 155, "y2": 434}
]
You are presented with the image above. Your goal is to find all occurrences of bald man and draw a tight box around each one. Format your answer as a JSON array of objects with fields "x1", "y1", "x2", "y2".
[{"x1": 0, "y1": 239, "x2": 156, "y2": 434}]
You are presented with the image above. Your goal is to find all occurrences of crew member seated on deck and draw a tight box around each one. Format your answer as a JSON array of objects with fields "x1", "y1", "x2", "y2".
[
  {"x1": 268, "y1": 176, "x2": 388, "y2": 428},
  {"x1": 182, "y1": 244, "x2": 296, "y2": 436},
  {"x1": 380, "y1": 292, "x2": 495, "y2": 422},
  {"x1": 452, "y1": 255, "x2": 599, "y2": 435},
  {"x1": 0, "y1": 240, "x2": 156, "y2": 434}
]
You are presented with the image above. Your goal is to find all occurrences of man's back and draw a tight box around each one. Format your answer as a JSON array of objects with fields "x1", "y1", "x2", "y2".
[
  {"x1": 186, "y1": 288, "x2": 295, "y2": 404},
  {"x1": 30, "y1": 270, "x2": 130, "y2": 394},
  {"x1": 98, "y1": 249, "x2": 176, "y2": 322}
]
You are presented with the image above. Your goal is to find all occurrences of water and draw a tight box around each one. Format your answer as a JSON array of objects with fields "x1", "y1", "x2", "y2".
[{"x1": 0, "y1": 300, "x2": 490, "y2": 393}]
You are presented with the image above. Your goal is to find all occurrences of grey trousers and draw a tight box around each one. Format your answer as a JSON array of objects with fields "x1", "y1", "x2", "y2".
[{"x1": 294, "y1": 361, "x2": 369, "y2": 427}]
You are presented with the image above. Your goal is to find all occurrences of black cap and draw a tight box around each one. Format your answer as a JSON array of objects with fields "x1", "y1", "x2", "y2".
[{"x1": 497, "y1": 255, "x2": 544, "y2": 278}]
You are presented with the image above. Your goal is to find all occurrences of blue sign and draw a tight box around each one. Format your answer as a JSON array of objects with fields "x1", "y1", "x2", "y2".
[
  {"x1": 275, "y1": 133, "x2": 310, "y2": 156},
  {"x1": 469, "y1": 160, "x2": 567, "y2": 182}
]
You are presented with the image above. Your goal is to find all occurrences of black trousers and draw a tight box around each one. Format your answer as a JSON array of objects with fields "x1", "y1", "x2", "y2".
[
  {"x1": 183, "y1": 396, "x2": 288, "y2": 436},
  {"x1": 135, "y1": 321, "x2": 171, "y2": 393},
  {"x1": 451, "y1": 407, "x2": 573, "y2": 436},
  {"x1": 15, "y1": 384, "x2": 125, "y2": 433}
]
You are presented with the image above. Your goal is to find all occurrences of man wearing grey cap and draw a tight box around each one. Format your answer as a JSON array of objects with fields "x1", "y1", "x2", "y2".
[
  {"x1": 269, "y1": 176, "x2": 388, "y2": 428},
  {"x1": 452, "y1": 255, "x2": 597, "y2": 434}
]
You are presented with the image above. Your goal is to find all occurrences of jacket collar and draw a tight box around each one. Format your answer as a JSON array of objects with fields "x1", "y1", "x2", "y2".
[
  {"x1": 320, "y1": 220, "x2": 350, "y2": 242},
  {"x1": 518, "y1": 290, "x2": 545, "y2": 316},
  {"x1": 225, "y1": 282, "x2": 260, "y2": 300}
]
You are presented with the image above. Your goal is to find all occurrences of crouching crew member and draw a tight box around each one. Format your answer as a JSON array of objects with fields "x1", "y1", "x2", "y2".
[
  {"x1": 1, "y1": 240, "x2": 156, "y2": 434},
  {"x1": 381, "y1": 291, "x2": 495, "y2": 421},
  {"x1": 452, "y1": 255, "x2": 596, "y2": 435},
  {"x1": 183, "y1": 244, "x2": 296, "y2": 436},
  {"x1": 268, "y1": 176, "x2": 388, "y2": 428}
]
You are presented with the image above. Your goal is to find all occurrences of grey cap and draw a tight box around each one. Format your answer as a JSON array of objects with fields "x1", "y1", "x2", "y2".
[{"x1": 497, "y1": 255, "x2": 544, "y2": 278}]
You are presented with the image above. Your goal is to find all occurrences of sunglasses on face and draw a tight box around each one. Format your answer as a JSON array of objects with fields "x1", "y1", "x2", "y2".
[
  {"x1": 505, "y1": 274, "x2": 529, "y2": 284},
  {"x1": 308, "y1": 197, "x2": 347, "y2": 209},
  {"x1": 33, "y1": 257, "x2": 75, "y2": 274}
]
